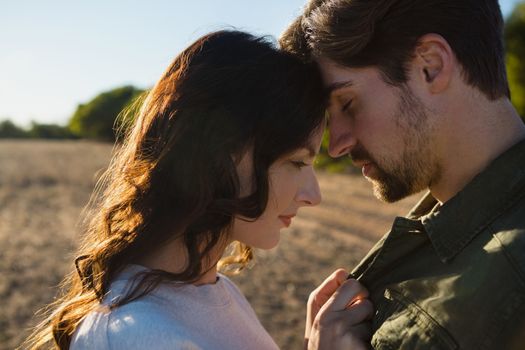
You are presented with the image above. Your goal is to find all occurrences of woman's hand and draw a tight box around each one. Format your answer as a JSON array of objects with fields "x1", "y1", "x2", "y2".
[{"x1": 305, "y1": 269, "x2": 373, "y2": 350}]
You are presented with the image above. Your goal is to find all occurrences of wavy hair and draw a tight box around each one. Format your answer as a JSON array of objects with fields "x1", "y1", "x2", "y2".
[{"x1": 23, "y1": 30, "x2": 326, "y2": 349}]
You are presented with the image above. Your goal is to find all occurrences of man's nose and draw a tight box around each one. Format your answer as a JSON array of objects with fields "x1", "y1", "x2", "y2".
[{"x1": 328, "y1": 114, "x2": 357, "y2": 158}]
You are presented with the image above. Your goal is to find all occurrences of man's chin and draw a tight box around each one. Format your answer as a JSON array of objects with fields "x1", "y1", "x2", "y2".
[{"x1": 371, "y1": 179, "x2": 412, "y2": 203}]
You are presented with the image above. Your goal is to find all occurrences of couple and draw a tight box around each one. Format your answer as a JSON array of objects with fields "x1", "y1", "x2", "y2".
[{"x1": 26, "y1": 0, "x2": 525, "y2": 349}]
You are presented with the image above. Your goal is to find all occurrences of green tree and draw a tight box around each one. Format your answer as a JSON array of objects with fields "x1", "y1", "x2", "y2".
[
  {"x1": 28, "y1": 122, "x2": 76, "y2": 139},
  {"x1": 315, "y1": 128, "x2": 356, "y2": 173},
  {"x1": 505, "y1": 1, "x2": 525, "y2": 121},
  {"x1": 68, "y1": 85, "x2": 145, "y2": 141},
  {"x1": 0, "y1": 119, "x2": 28, "y2": 138}
]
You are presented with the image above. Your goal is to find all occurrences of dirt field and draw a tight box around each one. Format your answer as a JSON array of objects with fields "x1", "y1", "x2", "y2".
[{"x1": 0, "y1": 140, "x2": 420, "y2": 350}]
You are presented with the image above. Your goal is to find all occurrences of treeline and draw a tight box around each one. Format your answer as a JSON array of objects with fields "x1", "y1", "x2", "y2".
[
  {"x1": 506, "y1": 1, "x2": 525, "y2": 117},
  {"x1": 1, "y1": 1, "x2": 525, "y2": 170},
  {"x1": 0, "y1": 120, "x2": 77, "y2": 139},
  {"x1": 0, "y1": 86, "x2": 144, "y2": 142}
]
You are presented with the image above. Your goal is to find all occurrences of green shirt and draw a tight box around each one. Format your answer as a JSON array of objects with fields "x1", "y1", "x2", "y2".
[{"x1": 353, "y1": 139, "x2": 525, "y2": 350}]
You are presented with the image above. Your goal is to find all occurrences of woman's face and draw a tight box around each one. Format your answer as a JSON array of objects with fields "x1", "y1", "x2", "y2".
[{"x1": 231, "y1": 127, "x2": 324, "y2": 249}]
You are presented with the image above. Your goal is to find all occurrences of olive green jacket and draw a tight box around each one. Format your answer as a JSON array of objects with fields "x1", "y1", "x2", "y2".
[{"x1": 353, "y1": 139, "x2": 525, "y2": 350}]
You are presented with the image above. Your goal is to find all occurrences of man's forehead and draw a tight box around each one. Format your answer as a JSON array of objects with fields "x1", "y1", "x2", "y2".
[
  {"x1": 316, "y1": 58, "x2": 358, "y2": 87},
  {"x1": 317, "y1": 60, "x2": 383, "y2": 96},
  {"x1": 325, "y1": 80, "x2": 354, "y2": 96}
]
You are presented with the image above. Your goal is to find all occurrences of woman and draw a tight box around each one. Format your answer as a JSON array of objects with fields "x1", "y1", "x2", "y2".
[{"x1": 25, "y1": 30, "x2": 372, "y2": 350}]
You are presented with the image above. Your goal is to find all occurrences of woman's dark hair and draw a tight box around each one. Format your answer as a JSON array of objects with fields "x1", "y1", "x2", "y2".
[{"x1": 24, "y1": 30, "x2": 326, "y2": 349}]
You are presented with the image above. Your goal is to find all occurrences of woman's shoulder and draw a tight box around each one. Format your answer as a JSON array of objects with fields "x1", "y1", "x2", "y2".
[
  {"x1": 70, "y1": 271, "x2": 274, "y2": 350},
  {"x1": 70, "y1": 297, "x2": 198, "y2": 350},
  {"x1": 70, "y1": 265, "x2": 204, "y2": 350},
  {"x1": 217, "y1": 273, "x2": 252, "y2": 307}
]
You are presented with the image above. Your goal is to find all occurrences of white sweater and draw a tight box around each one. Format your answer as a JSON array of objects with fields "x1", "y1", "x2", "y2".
[{"x1": 70, "y1": 264, "x2": 279, "y2": 350}]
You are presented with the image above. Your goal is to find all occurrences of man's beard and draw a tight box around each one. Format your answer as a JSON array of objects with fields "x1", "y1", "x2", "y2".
[{"x1": 350, "y1": 86, "x2": 440, "y2": 203}]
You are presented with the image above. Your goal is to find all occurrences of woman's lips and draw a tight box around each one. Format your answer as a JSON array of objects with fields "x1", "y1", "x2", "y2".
[{"x1": 278, "y1": 215, "x2": 295, "y2": 228}]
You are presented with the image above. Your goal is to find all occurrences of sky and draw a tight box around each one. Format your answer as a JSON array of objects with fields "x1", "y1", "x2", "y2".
[{"x1": 1, "y1": 0, "x2": 522, "y2": 127}]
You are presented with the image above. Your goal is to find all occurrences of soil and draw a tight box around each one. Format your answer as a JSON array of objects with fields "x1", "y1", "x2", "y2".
[{"x1": 0, "y1": 140, "x2": 420, "y2": 350}]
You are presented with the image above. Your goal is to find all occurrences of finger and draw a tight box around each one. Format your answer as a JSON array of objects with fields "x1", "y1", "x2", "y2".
[
  {"x1": 340, "y1": 323, "x2": 373, "y2": 350},
  {"x1": 313, "y1": 268, "x2": 348, "y2": 296},
  {"x1": 346, "y1": 272, "x2": 356, "y2": 280},
  {"x1": 312, "y1": 302, "x2": 373, "y2": 348},
  {"x1": 348, "y1": 321, "x2": 373, "y2": 342},
  {"x1": 323, "y1": 278, "x2": 370, "y2": 312},
  {"x1": 340, "y1": 299, "x2": 374, "y2": 326},
  {"x1": 345, "y1": 294, "x2": 369, "y2": 310},
  {"x1": 310, "y1": 268, "x2": 349, "y2": 306}
]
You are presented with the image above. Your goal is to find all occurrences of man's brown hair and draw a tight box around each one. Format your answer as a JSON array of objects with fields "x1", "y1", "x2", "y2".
[{"x1": 281, "y1": 0, "x2": 510, "y2": 99}]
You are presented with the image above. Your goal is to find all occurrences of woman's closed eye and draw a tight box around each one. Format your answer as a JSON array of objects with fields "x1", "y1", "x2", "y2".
[{"x1": 290, "y1": 160, "x2": 310, "y2": 169}]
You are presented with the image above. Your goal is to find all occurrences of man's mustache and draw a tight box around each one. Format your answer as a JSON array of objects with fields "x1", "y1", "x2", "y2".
[{"x1": 349, "y1": 144, "x2": 373, "y2": 164}]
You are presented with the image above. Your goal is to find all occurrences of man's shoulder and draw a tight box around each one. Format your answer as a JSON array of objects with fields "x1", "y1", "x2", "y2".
[{"x1": 490, "y1": 194, "x2": 525, "y2": 282}]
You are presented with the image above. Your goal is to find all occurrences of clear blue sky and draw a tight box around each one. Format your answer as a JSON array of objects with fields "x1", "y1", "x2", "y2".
[{"x1": 1, "y1": 0, "x2": 522, "y2": 127}]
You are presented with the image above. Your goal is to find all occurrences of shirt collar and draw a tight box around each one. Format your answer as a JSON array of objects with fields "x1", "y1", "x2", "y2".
[{"x1": 407, "y1": 138, "x2": 525, "y2": 263}]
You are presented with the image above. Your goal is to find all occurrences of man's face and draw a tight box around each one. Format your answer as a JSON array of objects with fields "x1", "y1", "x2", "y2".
[{"x1": 317, "y1": 58, "x2": 441, "y2": 202}]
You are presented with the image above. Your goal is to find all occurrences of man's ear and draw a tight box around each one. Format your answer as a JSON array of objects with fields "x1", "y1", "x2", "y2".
[{"x1": 412, "y1": 33, "x2": 454, "y2": 94}]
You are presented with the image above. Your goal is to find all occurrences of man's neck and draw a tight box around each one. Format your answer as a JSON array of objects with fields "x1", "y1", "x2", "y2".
[{"x1": 429, "y1": 98, "x2": 525, "y2": 204}]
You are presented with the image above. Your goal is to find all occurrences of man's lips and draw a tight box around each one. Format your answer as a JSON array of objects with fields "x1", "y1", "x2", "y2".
[
  {"x1": 352, "y1": 159, "x2": 374, "y2": 177},
  {"x1": 351, "y1": 158, "x2": 368, "y2": 167},
  {"x1": 362, "y1": 162, "x2": 374, "y2": 177},
  {"x1": 278, "y1": 214, "x2": 296, "y2": 228}
]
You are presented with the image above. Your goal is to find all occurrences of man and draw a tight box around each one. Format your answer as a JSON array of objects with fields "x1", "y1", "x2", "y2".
[{"x1": 281, "y1": 0, "x2": 525, "y2": 349}]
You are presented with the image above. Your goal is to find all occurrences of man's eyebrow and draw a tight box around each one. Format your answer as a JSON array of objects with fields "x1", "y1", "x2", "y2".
[{"x1": 325, "y1": 80, "x2": 354, "y2": 95}]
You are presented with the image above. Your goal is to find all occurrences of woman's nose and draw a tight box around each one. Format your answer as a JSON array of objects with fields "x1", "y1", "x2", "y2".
[{"x1": 296, "y1": 168, "x2": 322, "y2": 207}]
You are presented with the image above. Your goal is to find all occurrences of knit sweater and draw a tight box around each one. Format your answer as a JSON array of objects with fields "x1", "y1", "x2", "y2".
[{"x1": 70, "y1": 264, "x2": 279, "y2": 350}]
